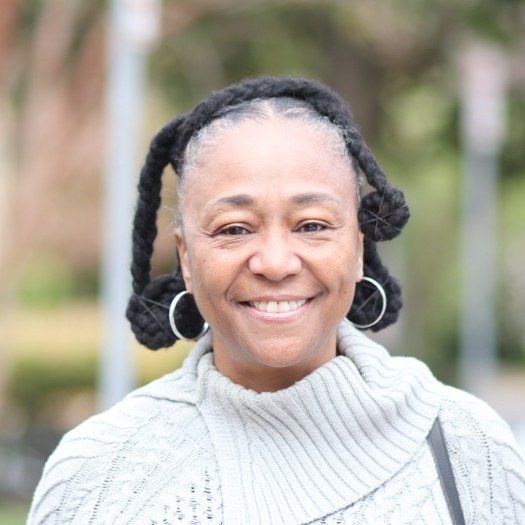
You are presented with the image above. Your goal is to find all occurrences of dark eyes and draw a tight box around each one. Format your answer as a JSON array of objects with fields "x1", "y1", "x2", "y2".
[
  {"x1": 300, "y1": 222, "x2": 326, "y2": 233},
  {"x1": 217, "y1": 222, "x2": 328, "y2": 236},
  {"x1": 219, "y1": 225, "x2": 249, "y2": 236}
]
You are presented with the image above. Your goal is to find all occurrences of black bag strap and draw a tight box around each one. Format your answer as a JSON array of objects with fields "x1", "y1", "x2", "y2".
[{"x1": 427, "y1": 416, "x2": 466, "y2": 525}]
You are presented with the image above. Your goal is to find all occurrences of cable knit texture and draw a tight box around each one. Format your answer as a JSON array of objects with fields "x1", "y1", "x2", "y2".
[{"x1": 27, "y1": 318, "x2": 525, "y2": 524}]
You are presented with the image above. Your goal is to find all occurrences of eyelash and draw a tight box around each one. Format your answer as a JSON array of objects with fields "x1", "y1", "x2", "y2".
[{"x1": 217, "y1": 222, "x2": 328, "y2": 236}]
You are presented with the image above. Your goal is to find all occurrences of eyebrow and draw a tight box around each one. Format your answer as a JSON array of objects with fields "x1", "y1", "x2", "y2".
[
  {"x1": 292, "y1": 192, "x2": 342, "y2": 206},
  {"x1": 205, "y1": 192, "x2": 342, "y2": 214}
]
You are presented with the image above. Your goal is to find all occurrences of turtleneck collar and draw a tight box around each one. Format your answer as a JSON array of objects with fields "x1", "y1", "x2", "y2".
[
  {"x1": 143, "y1": 317, "x2": 444, "y2": 524},
  {"x1": 186, "y1": 318, "x2": 443, "y2": 523}
]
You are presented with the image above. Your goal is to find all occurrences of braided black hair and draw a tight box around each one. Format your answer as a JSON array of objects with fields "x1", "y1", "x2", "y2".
[{"x1": 125, "y1": 75, "x2": 410, "y2": 350}]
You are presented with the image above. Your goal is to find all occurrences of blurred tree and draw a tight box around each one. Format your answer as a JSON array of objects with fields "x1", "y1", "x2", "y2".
[
  {"x1": 2, "y1": 0, "x2": 525, "y2": 506},
  {"x1": 1, "y1": 0, "x2": 524, "y2": 418}
]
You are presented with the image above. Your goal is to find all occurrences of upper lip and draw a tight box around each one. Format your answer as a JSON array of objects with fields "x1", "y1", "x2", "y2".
[{"x1": 241, "y1": 294, "x2": 317, "y2": 303}]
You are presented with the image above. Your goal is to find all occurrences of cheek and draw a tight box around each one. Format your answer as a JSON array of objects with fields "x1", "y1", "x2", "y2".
[
  {"x1": 311, "y1": 240, "x2": 359, "y2": 301},
  {"x1": 189, "y1": 245, "x2": 240, "y2": 303},
  {"x1": 313, "y1": 237, "x2": 358, "y2": 274}
]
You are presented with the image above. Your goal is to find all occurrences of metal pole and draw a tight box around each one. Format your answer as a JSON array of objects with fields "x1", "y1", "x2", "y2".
[
  {"x1": 100, "y1": 0, "x2": 161, "y2": 410},
  {"x1": 458, "y1": 42, "x2": 507, "y2": 395}
]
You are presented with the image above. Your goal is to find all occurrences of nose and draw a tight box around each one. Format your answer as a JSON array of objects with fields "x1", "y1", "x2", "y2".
[{"x1": 248, "y1": 227, "x2": 302, "y2": 281}]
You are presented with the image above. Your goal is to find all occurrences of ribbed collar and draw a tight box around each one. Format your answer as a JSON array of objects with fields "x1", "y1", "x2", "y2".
[{"x1": 140, "y1": 318, "x2": 443, "y2": 524}]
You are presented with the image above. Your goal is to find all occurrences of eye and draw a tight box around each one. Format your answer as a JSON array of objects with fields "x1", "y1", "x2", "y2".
[
  {"x1": 218, "y1": 225, "x2": 249, "y2": 236},
  {"x1": 298, "y1": 222, "x2": 327, "y2": 233}
]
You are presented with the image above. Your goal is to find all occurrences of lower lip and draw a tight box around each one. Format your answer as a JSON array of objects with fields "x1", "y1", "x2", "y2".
[{"x1": 239, "y1": 297, "x2": 315, "y2": 323}]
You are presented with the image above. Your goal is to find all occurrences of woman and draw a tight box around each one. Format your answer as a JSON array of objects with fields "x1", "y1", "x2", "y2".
[{"x1": 27, "y1": 76, "x2": 525, "y2": 524}]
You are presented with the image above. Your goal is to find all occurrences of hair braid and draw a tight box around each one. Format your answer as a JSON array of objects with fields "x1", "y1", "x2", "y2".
[
  {"x1": 130, "y1": 116, "x2": 183, "y2": 295},
  {"x1": 126, "y1": 75, "x2": 410, "y2": 349},
  {"x1": 126, "y1": 116, "x2": 204, "y2": 349},
  {"x1": 348, "y1": 237, "x2": 403, "y2": 332}
]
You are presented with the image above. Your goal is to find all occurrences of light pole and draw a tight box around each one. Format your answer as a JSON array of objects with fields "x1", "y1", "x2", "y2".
[
  {"x1": 458, "y1": 42, "x2": 507, "y2": 396},
  {"x1": 99, "y1": 0, "x2": 161, "y2": 410}
]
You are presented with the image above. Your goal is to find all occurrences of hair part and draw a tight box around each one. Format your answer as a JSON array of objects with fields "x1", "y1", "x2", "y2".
[{"x1": 175, "y1": 96, "x2": 364, "y2": 236}]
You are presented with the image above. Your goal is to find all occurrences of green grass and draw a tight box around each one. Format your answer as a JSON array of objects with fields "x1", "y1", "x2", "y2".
[{"x1": 0, "y1": 502, "x2": 30, "y2": 525}]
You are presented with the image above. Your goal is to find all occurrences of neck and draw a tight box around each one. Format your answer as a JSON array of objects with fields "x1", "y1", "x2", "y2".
[
  {"x1": 184, "y1": 317, "x2": 443, "y2": 524},
  {"x1": 212, "y1": 330, "x2": 338, "y2": 393}
]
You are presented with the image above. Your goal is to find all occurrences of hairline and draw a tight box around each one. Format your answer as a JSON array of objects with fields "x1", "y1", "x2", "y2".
[{"x1": 175, "y1": 97, "x2": 363, "y2": 238}]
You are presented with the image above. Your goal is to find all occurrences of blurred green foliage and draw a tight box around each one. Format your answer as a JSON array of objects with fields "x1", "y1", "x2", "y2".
[
  {"x1": 10, "y1": 355, "x2": 98, "y2": 421},
  {"x1": 0, "y1": 503, "x2": 30, "y2": 525},
  {"x1": 7, "y1": 0, "x2": 525, "y2": 436},
  {"x1": 17, "y1": 257, "x2": 98, "y2": 307},
  {"x1": 5, "y1": 0, "x2": 524, "y2": 509}
]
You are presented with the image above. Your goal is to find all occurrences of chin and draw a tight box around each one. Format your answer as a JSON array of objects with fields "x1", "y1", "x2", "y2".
[{"x1": 247, "y1": 343, "x2": 310, "y2": 369}]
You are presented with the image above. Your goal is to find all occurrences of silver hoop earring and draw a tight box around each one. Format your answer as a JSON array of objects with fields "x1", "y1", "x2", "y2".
[
  {"x1": 351, "y1": 276, "x2": 387, "y2": 329},
  {"x1": 168, "y1": 290, "x2": 209, "y2": 341}
]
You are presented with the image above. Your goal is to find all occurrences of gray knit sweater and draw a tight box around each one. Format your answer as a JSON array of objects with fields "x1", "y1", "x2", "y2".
[{"x1": 27, "y1": 318, "x2": 525, "y2": 524}]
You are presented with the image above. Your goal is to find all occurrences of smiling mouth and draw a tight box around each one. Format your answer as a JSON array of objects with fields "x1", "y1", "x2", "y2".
[
  {"x1": 241, "y1": 298, "x2": 312, "y2": 313},
  {"x1": 238, "y1": 296, "x2": 317, "y2": 321}
]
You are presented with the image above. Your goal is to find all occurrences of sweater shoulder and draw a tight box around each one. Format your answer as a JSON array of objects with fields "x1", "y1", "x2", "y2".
[
  {"x1": 26, "y1": 369, "x2": 209, "y2": 524},
  {"x1": 438, "y1": 385, "x2": 521, "y2": 445},
  {"x1": 437, "y1": 384, "x2": 525, "y2": 524}
]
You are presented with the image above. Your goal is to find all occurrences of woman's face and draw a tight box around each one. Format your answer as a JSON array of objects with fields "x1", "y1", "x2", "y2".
[{"x1": 174, "y1": 118, "x2": 364, "y2": 391}]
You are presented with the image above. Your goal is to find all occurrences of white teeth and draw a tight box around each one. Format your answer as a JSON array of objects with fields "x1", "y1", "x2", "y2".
[
  {"x1": 278, "y1": 302, "x2": 290, "y2": 312},
  {"x1": 249, "y1": 299, "x2": 308, "y2": 312}
]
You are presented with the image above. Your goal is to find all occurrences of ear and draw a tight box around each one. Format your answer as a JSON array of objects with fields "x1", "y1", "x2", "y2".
[
  {"x1": 356, "y1": 230, "x2": 365, "y2": 282},
  {"x1": 173, "y1": 226, "x2": 193, "y2": 294}
]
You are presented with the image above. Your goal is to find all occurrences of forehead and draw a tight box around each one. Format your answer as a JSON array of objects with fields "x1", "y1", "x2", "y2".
[{"x1": 181, "y1": 118, "x2": 355, "y2": 216}]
